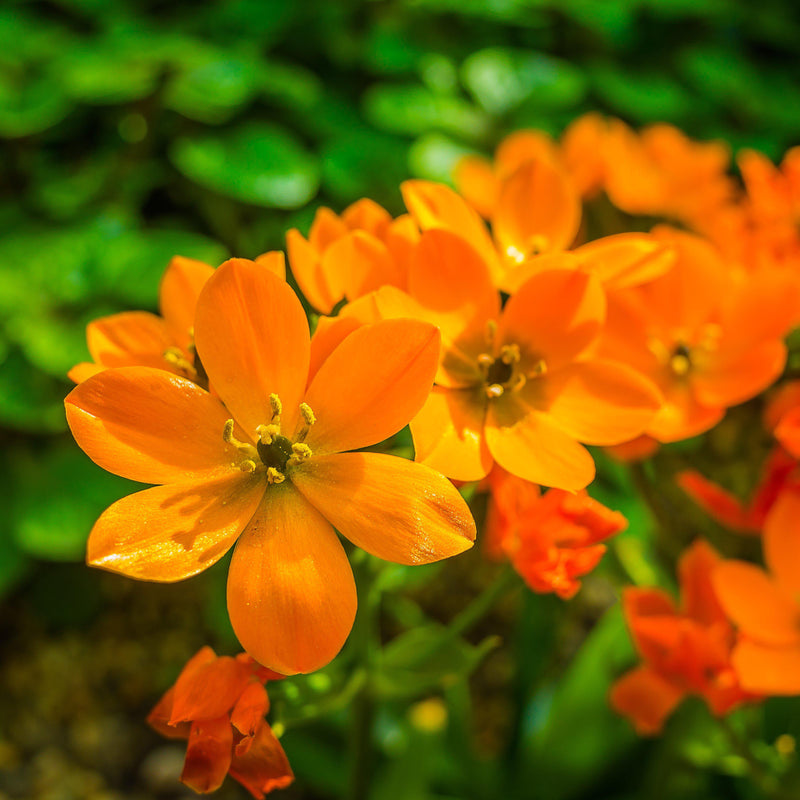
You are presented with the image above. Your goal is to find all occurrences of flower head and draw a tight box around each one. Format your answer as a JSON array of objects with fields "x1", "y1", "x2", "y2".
[
  {"x1": 610, "y1": 540, "x2": 757, "y2": 735},
  {"x1": 484, "y1": 467, "x2": 626, "y2": 599},
  {"x1": 147, "y1": 646, "x2": 292, "y2": 798},
  {"x1": 66, "y1": 259, "x2": 475, "y2": 674}
]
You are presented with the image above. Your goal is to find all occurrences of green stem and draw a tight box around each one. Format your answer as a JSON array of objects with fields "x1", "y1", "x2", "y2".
[{"x1": 448, "y1": 565, "x2": 520, "y2": 638}]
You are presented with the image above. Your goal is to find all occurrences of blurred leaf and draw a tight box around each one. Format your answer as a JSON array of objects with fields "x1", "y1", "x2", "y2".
[
  {"x1": 462, "y1": 48, "x2": 586, "y2": 114},
  {"x1": 591, "y1": 63, "x2": 693, "y2": 122},
  {"x1": 516, "y1": 606, "x2": 637, "y2": 800},
  {"x1": 363, "y1": 84, "x2": 491, "y2": 141},
  {"x1": 101, "y1": 228, "x2": 228, "y2": 306},
  {"x1": 11, "y1": 442, "x2": 140, "y2": 561},
  {"x1": 376, "y1": 623, "x2": 498, "y2": 699},
  {"x1": 171, "y1": 123, "x2": 320, "y2": 208},
  {"x1": 57, "y1": 43, "x2": 161, "y2": 105},
  {"x1": 260, "y1": 59, "x2": 322, "y2": 111},
  {"x1": 321, "y1": 130, "x2": 408, "y2": 203},
  {"x1": 409, "y1": 133, "x2": 476, "y2": 183},
  {"x1": 0, "y1": 348, "x2": 69, "y2": 432},
  {"x1": 0, "y1": 71, "x2": 71, "y2": 136},
  {"x1": 166, "y1": 50, "x2": 261, "y2": 124}
]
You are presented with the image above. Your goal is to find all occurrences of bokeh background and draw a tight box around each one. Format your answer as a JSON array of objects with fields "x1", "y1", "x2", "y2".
[{"x1": 2, "y1": 1, "x2": 800, "y2": 798}]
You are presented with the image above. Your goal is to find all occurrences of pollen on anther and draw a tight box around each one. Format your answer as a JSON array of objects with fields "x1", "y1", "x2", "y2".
[
  {"x1": 300, "y1": 403, "x2": 316, "y2": 426},
  {"x1": 269, "y1": 393, "x2": 283, "y2": 420},
  {"x1": 266, "y1": 466, "x2": 285, "y2": 485},
  {"x1": 486, "y1": 384, "x2": 504, "y2": 398}
]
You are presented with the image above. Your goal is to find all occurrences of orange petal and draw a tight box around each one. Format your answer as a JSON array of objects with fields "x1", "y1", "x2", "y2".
[
  {"x1": 372, "y1": 286, "x2": 485, "y2": 388},
  {"x1": 491, "y1": 159, "x2": 580, "y2": 265},
  {"x1": 254, "y1": 251, "x2": 287, "y2": 281},
  {"x1": 302, "y1": 319, "x2": 440, "y2": 454},
  {"x1": 485, "y1": 397, "x2": 595, "y2": 491},
  {"x1": 285, "y1": 228, "x2": 340, "y2": 314},
  {"x1": 678, "y1": 540, "x2": 726, "y2": 626},
  {"x1": 542, "y1": 360, "x2": 661, "y2": 445},
  {"x1": 67, "y1": 361, "x2": 104, "y2": 384},
  {"x1": 408, "y1": 229, "x2": 500, "y2": 339},
  {"x1": 159, "y1": 256, "x2": 215, "y2": 350},
  {"x1": 453, "y1": 154, "x2": 499, "y2": 218},
  {"x1": 693, "y1": 341, "x2": 786, "y2": 408},
  {"x1": 574, "y1": 233, "x2": 676, "y2": 290},
  {"x1": 307, "y1": 315, "x2": 363, "y2": 388},
  {"x1": 341, "y1": 197, "x2": 392, "y2": 235},
  {"x1": 409, "y1": 386, "x2": 492, "y2": 482},
  {"x1": 226, "y1": 485, "x2": 356, "y2": 675},
  {"x1": 609, "y1": 666, "x2": 685, "y2": 735},
  {"x1": 170, "y1": 655, "x2": 253, "y2": 724},
  {"x1": 497, "y1": 269, "x2": 605, "y2": 372},
  {"x1": 647, "y1": 383, "x2": 724, "y2": 443},
  {"x1": 87, "y1": 472, "x2": 264, "y2": 582},
  {"x1": 86, "y1": 311, "x2": 176, "y2": 370},
  {"x1": 401, "y1": 180, "x2": 501, "y2": 282},
  {"x1": 230, "y1": 682, "x2": 270, "y2": 737},
  {"x1": 181, "y1": 716, "x2": 233, "y2": 794},
  {"x1": 732, "y1": 640, "x2": 800, "y2": 695},
  {"x1": 713, "y1": 561, "x2": 800, "y2": 646},
  {"x1": 65, "y1": 366, "x2": 237, "y2": 484},
  {"x1": 677, "y1": 471, "x2": 759, "y2": 533},
  {"x1": 230, "y1": 722, "x2": 294, "y2": 796},
  {"x1": 764, "y1": 490, "x2": 800, "y2": 598},
  {"x1": 194, "y1": 258, "x2": 310, "y2": 439},
  {"x1": 291, "y1": 452, "x2": 476, "y2": 565},
  {"x1": 322, "y1": 230, "x2": 403, "y2": 300}
]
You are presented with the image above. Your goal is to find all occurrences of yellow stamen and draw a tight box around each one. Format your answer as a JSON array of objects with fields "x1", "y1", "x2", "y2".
[
  {"x1": 500, "y1": 344, "x2": 521, "y2": 365},
  {"x1": 529, "y1": 358, "x2": 547, "y2": 377},
  {"x1": 239, "y1": 459, "x2": 257, "y2": 473},
  {"x1": 670, "y1": 353, "x2": 691, "y2": 376},
  {"x1": 295, "y1": 402, "x2": 317, "y2": 443},
  {"x1": 269, "y1": 393, "x2": 282, "y2": 421},
  {"x1": 484, "y1": 320, "x2": 497, "y2": 347},
  {"x1": 266, "y1": 467, "x2": 285, "y2": 485},
  {"x1": 486, "y1": 383, "x2": 504, "y2": 398},
  {"x1": 163, "y1": 347, "x2": 197, "y2": 378},
  {"x1": 257, "y1": 423, "x2": 282, "y2": 445},
  {"x1": 505, "y1": 245, "x2": 526, "y2": 264},
  {"x1": 288, "y1": 442, "x2": 313, "y2": 466}
]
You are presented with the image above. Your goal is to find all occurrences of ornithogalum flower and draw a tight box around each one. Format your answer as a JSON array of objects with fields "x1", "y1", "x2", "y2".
[
  {"x1": 148, "y1": 646, "x2": 292, "y2": 798},
  {"x1": 370, "y1": 228, "x2": 661, "y2": 490},
  {"x1": 713, "y1": 490, "x2": 800, "y2": 694},
  {"x1": 68, "y1": 254, "x2": 285, "y2": 385},
  {"x1": 610, "y1": 541, "x2": 756, "y2": 735},
  {"x1": 599, "y1": 226, "x2": 797, "y2": 442},
  {"x1": 65, "y1": 259, "x2": 475, "y2": 675},
  {"x1": 483, "y1": 467, "x2": 626, "y2": 599},
  {"x1": 286, "y1": 198, "x2": 418, "y2": 313}
]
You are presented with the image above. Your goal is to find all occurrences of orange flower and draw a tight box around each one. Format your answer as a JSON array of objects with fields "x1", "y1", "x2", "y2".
[
  {"x1": 678, "y1": 447, "x2": 799, "y2": 535},
  {"x1": 285, "y1": 198, "x2": 419, "y2": 313},
  {"x1": 402, "y1": 168, "x2": 581, "y2": 293},
  {"x1": 148, "y1": 646, "x2": 292, "y2": 797},
  {"x1": 68, "y1": 254, "x2": 285, "y2": 384},
  {"x1": 713, "y1": 489, "x2": 800, "y2": 694},
  {"x1": 602, "y1": 120, "x2": 734, "y2": 227},
  {"x1": 610, "y1": 540, "x2": 756, "y2": 735},
  {"x1": 371, "y1": 229, "x2": 661, "y2": 490},
  {"x1": 484, "y1": 467, "x2": 626, "y2": 599},
  {"x1": 65, "y1": 259, "x2": 475, "y2": 674},
  {"x1": 599, "y1": 226, "x2": 797, "y2": 442}
]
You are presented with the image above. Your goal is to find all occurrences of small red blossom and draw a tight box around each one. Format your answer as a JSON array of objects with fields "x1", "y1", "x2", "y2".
[
  {"x1": 148, "y1": 647, "x2": 293, "y2": 798},
  {"x1": 484, "y1": 467, "x2": 627, "y2": 599},
  {"x1": 610, "y1": 541, "x2": 757, "y2": 735}
]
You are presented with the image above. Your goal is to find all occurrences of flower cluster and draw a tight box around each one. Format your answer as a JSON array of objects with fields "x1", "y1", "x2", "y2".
[{"x1": 66, "y1": 112, "x2": 800, "y2": 790}]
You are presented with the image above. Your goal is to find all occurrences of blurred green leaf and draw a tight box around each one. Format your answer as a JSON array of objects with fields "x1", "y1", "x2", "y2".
[
  {"x1": 0, "y1": 71, "x2": 71, "y2": 137},
  {"x1": 363, "y1": 84, "x2": 491, "y2": 141},
  {"x1": 409, "y1": 132, "x2": 477, "y2": 183},
  {"x1": 516, "y1": 606, "x2": 637, "y2": 800},
  {"x1": 462, "y1": 48, "x2": 586, "y2": 114},
  {"x1": 11, "y1": 442, "x2": 140, "y2": 561},
  {"x1": 0, "y1": 348, "x2": 69, "y2": 432},
  {"x1": 376, "y1": 623, "x2": 499, "y2": 699},
  {"x1": 165, "y1": 51, "x2": 261, "y2": 124},
  {"x1": 171, "y1": 123, "x2": 320, "y2": 208}
]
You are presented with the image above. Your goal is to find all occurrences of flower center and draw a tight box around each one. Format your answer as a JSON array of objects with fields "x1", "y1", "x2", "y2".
[
  {"x1": 669, "y1": 342, "x2": 692, "y2": 377},
  {"x1": 223, "y1": 394, "x2": 316, "y2": 484},
  {"x1": 476, "y1": 340, "x2": 546, "y2": 399}
]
